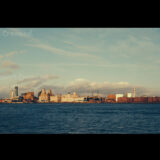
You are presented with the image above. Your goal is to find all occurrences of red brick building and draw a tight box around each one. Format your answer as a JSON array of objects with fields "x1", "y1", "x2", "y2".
[{"x1": 106, "y1": 94, "x2": 116, "y2": 103}]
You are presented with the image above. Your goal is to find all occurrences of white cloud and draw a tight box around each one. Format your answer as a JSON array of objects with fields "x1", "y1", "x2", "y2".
[
  {"x1": 5, "y1": 50, "x2": 26, "y2": 58},
  {"x1": 1, "y1": 76, "x2": 159, "y2": 98},
  {"x1": 7, "y1": 28, "x2": 33, "y2": 39},
  {"x1": 68, "y1": 78, "x2": 130, "y2": 89},
  {"x1": 26, "y1": 43, "x2": 99, "y2": 59},
  {"x1": 64, "y1": 79, "x2": 159, "y2": 96},
  {"x1": 0, "y1": 50, "x2": 27, "y2": 60},
  {"x1": 108, "y1": 35, "x2": 160, "y2": 59},
  {"x1": 64, "y1": 40, "x2": 103, "y2": 53},
  {"x1": 38, "y1": 78, "x2": 157, "y2": 97},
  {"x1": 8, "y1": 29, "x2": 99, "y2": 59},
  {"x1": 6, "y1": 28, "x2": 40, "y2": 44}
]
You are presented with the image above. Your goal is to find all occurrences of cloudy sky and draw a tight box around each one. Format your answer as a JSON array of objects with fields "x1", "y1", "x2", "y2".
[{"x1": 0, "y1": 28, "x2": 160, "y2": 98}]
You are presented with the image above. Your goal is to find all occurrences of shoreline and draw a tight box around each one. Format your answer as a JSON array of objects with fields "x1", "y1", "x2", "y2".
[{"x1": 1, "y1": 102, "x2": 160, "y2": 104}]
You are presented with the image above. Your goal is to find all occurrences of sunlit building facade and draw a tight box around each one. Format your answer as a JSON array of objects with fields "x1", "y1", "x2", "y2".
[
  {"x1": 61, "y1": 92, "x2": 85, "y2": 103},
  {"x1": 39, "y1": 88, "x2": 49, "y2": 102}
]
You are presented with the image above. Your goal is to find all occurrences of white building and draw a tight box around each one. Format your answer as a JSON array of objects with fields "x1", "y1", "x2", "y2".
[
  {"x1": 39, "y1": 88, "x2": 49, "y2": 102},
  {"x1": 126, "y1": 93, "x2": 132, "y2": 98},
  {"x1": 50, "y1": 95, "x2": 61, "y2": 103},
  {"x1": 115, "y1": 94, "x2": 124, "y2": 102},
  {"x1": 61, "y1": 92, "x2": 85, "y2": 103}
]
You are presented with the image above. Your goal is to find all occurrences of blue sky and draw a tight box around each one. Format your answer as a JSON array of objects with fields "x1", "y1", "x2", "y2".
[{"x1": 0, "y1": 28, "x2": 160, "y2": 98}]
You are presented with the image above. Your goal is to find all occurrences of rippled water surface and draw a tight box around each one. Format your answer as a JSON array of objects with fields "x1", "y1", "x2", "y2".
[{"x1": 0, "y1": 103, "x2": 160, "y2": 134}]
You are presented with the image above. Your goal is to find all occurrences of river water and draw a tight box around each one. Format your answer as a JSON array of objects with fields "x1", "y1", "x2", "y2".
[{"x1": 0, "y1": 103, "x2": 160, "y2": 134}]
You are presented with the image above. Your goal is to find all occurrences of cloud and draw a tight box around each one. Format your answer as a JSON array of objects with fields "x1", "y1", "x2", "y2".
[
  {"x1": 0, "y1": 52, "x2": 24, "y2": 77},
  {"x1": 17, "y1": 74, "x2": 59, "y2": 92},
  {"x1": 64, "y1": 40, "x2": 104, "y2": 53},
  {"x1": 0, "y1": 70, "x2": 13, "y2": 76},
  {"x1": 6, "y1": 29, "x2": 101, "y2": 60},
  {"x1": 0, "y1": 77, "x2": 159, "y2": 98},
  {"x1": 0, "y1": 60, "x2": 20, "y2": 77},
  {"x1": 64, "y1": 41, "x2": 73, "y2": 45},
  {"x1": 7, "y1": 28, "x2": 33, "y2": 39},
  {"x1": 0, "y1": 55, "x2": 3, "y2": 59},
  {"x1": 107, "y1": 35, "x2": 160, "y2": 59},
  {"x1": 38, "y1": 78, "x2": 157, "y2": 97},
  {"x1": 26, "y1": 43, "x2": 99, "y2": 59},
  {"x1": 0, "y1": 50, "x2": 27, "y2": 60},
  {"x1": 0, "y1": 86, "x2": 9, "y2": 98},
  {"x1": 1, "y1": 61, "x2": 19, "y2": 69},
  {"x1": 5, "y1": 50, "x2": 26, "y2": 58},
  {"x1": 7, "y1": 29, "x2": 99, "y2": 59},
  {"x1": 18, "y1": 74, "x2": 59, "y2": 84},
  {"x1": 5, "y1": 28, "x2": 40, "y2": 44}
]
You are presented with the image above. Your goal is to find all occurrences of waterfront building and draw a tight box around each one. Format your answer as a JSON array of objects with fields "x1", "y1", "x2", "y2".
[
  {"x1": 22, "y1": 92, "x2": 38, "y2": 103},
  {"x1": 115, "y1": 94, "x2": 124, "y2": 102},
  {"x1": 23, "y1": 92, "x2": 34, "y2": 102},
  {"x1": 10, "y1": 90, "x2": 14, "y2": 99},
  {"x1": 14, "y1": 86, "x2": 18, "y2": 97},
  {"x1": 9, "y1": 86, "x2": 19, "y2": 99},
  {"x1": 85, "y1": 96, "x2": 104, "y2": 103},
  {"x1": 50, "y1": 94, "x2": 61, "y2": 103},
  {"x1": 0, "y1": 99, "x2": 4, "y2": 103},
  {"x1": 11, "y1": 96, "x2": 23, "y2": 102},
  {"x1": 48, "y1": 89, "x2": 54, "y2": 96},
  {"x1": 3, "y1": 99, "x2": 12, "y2": 103},
  {"x1": 39, "y1": 88, "x2": 49, "y2": 103},
  {"x1": 38, "y1": 90, "x2": 42, "y2": 97},
  {"x1": 61, "y1": 92, "x2": 85, "y2": 103},
  {"x1": 126, "y1": 93, "x2": 132, "y2": 98},
  {"x1": 133, "y1": 88, "x2": 136, "y2": 97},
  {"x1": 47, "y1": 89, "x2": 54, "y2": 101},
  {"x1": 73, "y1": 92, "x2": 78, "y2": 98},
  {"x1": 117, "y1": 97, "x2": 129, "y2": 103},
  {"x1": 106, "y1": 94, "x2": 116, "y2": 103}
]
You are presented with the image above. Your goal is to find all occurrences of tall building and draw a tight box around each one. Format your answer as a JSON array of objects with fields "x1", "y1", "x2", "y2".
[
  {"x1": 14, "y1": 86, "x2": 18, "y2": 97},
  {"x1": 39, "y1": 88, "x2": 49, "y2": 102},
  {"x1": 47, "y1": 89, "x2": 54, "y2": 101},
  {"x1": 38, "y1": 90, "x2": 42, "y2": 97},
  {"x1": 10, "y1": 90, "x2": 14, "y2": 99},
  {"x1": 48, "y1": 89, "x2": 54, "y2": 96},
  {"x1": 133, "y1": 88, "x2": 136, "y2": 97}
]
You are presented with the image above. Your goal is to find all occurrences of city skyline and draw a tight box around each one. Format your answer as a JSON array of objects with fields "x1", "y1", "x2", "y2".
[{"x1": 1, "y1": 28, "x2": 160, "y2": 98}]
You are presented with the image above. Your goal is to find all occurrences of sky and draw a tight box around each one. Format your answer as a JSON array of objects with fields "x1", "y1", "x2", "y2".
[{"x1": 0, "y1": 28, "x2": 160, "y2": 98}]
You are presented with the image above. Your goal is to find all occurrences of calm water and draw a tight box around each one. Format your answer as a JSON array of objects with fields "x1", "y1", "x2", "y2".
[{"x1": 0, "y1": 103, "x2": 160, "y2": 134}]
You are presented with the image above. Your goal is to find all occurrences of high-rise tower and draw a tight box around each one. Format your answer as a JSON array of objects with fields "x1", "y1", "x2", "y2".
[
  {"x1": 133, "y1": 88, "x2": 136, "y2": 97},
  {"x1": 48, "y1": 89, "x2": 54, "y2": 96},
  {"x1": 14, "y1": 86, "x2": 18, "y2": 97}
]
